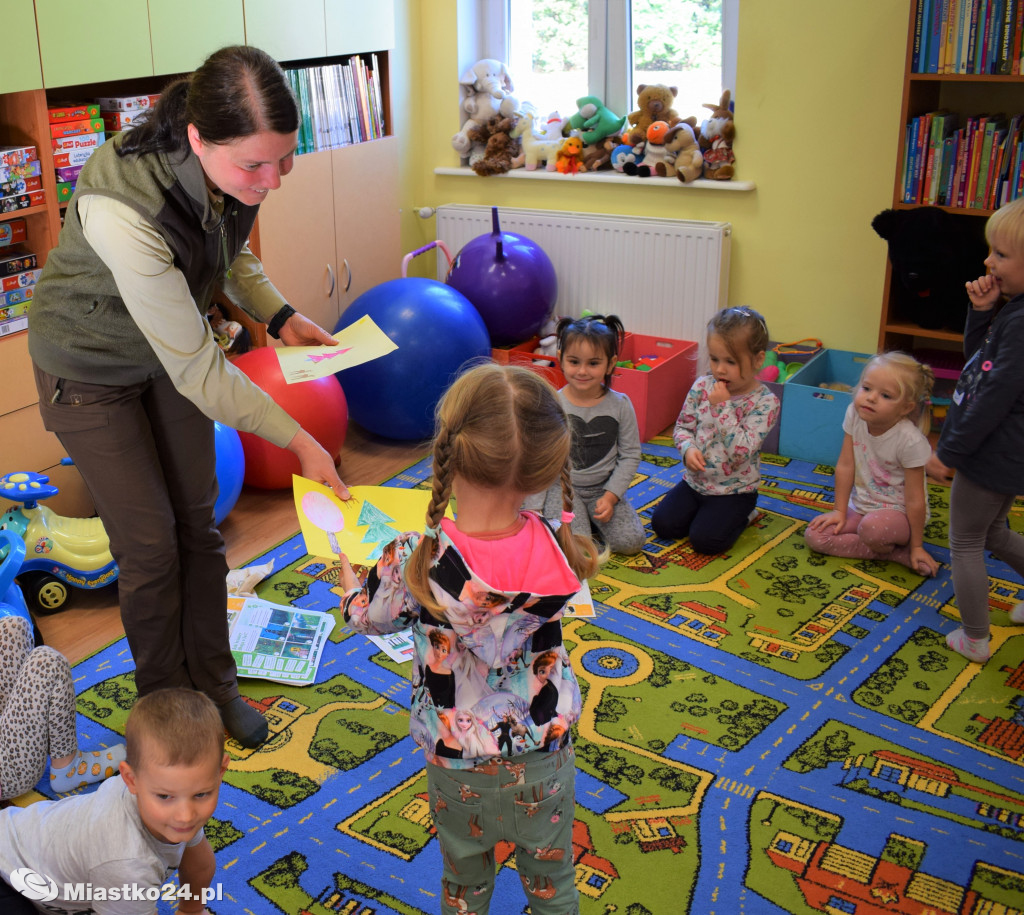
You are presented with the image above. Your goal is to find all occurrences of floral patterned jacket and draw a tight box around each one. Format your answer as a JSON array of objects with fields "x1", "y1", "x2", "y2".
[
  {"x1": 673, "y1": 374, "x2": 780, "y2": 496},
  {"x1": 341, "y1": 520, "x2": 582, "y2": 769}
]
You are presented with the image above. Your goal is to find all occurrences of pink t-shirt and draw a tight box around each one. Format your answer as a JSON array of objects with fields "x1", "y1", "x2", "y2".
[{"x1": 442, "y1": 512, "x2": 580, "y2": 595}]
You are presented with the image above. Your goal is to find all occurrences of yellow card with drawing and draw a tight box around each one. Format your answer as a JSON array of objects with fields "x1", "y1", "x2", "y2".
[{"x1": 276, "y1": 314, "x2": 397, "y2": 384}]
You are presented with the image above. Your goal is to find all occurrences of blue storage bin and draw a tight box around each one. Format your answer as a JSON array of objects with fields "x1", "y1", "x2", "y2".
[
  {"x1": 761, "y1": 341, "x2": 821, "y2": 455},
  {"x1": 777, "y1": 349, "x2": 872, "y2": 466}
]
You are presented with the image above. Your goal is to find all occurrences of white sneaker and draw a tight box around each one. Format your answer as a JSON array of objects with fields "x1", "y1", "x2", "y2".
[{"x1": 1010, "y1": 601, "x2": 1024, "y2": 624}]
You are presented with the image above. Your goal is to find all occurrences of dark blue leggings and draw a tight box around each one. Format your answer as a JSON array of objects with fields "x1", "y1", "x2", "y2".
[{"x1": 651, "y1": 480, "x2": 758, "y2": 554}]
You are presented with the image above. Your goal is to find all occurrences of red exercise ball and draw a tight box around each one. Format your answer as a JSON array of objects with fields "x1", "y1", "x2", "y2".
[{"x1": 232, "y1": 346, "x2": 348, "y2": 490}]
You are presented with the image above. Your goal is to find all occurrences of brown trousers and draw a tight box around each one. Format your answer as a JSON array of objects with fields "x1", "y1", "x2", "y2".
[{"x1": 33, "y1": 365, "x2": 237, "y2": 704}]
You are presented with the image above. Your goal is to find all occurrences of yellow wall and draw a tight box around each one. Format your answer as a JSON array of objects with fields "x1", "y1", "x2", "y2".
[{"x1": 393, "y1": 0, "x2": 911, "y2": 353}]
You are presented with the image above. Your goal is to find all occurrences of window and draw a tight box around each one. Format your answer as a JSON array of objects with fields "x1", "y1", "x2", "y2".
[{"x1": 462, "y1": 0, "x2": 737, "y2": 130}]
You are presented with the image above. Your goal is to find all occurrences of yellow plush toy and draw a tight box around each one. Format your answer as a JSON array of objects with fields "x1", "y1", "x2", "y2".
[{"x1": 625, "y1": 83, "x2": 681, "y2": 146}]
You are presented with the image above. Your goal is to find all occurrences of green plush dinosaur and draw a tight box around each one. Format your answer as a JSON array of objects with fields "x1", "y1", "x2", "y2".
[{"x1": 568, "y1": 95, "x2": 627, "y2": 146}]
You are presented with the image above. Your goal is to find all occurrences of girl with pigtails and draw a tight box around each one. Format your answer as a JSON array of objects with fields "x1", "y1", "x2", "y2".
[{"x1": 339, "y1": 362, "x2": 600, "y2": 915}]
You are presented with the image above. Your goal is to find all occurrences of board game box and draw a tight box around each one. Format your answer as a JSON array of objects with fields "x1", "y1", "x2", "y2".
[
  {"x1": 47, "y1": 101, "x2": 101, "y2": 123},
  {"x1": 0, "y1": 146, "x2": 36, "y2": 168},
  {"x1": 1, "y1": 268, "x2": 40, "y2": 291},
  {"x1": 51, "y1": 131, "x2": 105, "y2": 153},
  {"x1": 49, "y1": 117, "x2": 104, "y2": 139},
  {"x1": 0, "y1": 250, "x2": 37, "y2": 276},
  {"x1": 53, "y1": 149, "x2": 95, "y2": 169},
  {"x1": 0, "y1": 158, "x2": 40, "y2": 184},
  {"x1": 0, "y1": 219, "x2": 27, "y2": 247},
  {"x1": 0, "y1": 190, "x2": 45, "y2": 213},
  {"x1": 0, "y1": 175, "x2": 41, "y2": 198},
  {"x1": 94, "y1": 93, "x2": 160, "y2": 111}
]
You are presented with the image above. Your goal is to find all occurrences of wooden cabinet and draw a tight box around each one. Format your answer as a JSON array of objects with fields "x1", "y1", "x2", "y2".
[
  {"x1": 244, "y1": 0, "x2": 328, "y2": 62},
  {"x1": 326, "y1": 1, "x2": 395, "y2": 56},
  {"x1": 2, "y1": 0, "x2": 43, "y2": 94},
  {"x1": 879, "y1": 2, "x2": 1024, "y2": 352},
  {"x1": 35, "y1": 0, "x2": 153, "y2": 87},
  {"x1": 255, "y1": 136, "x2": 401, "y2": 334},
  {"x1": 150, "y1": 0, "x2": 246, "y2": 76}
]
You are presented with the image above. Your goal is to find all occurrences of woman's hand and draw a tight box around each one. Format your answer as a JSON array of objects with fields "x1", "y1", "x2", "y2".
[
  {"x1": 965, "y1": 274, "x2": 1000, "y2": 311},
  {"x1": 288, "y1": 429, "x2": 351, "y2": 500},
  {"x1": 278, "y1": 312, "x2": 338, "y2": 347}
]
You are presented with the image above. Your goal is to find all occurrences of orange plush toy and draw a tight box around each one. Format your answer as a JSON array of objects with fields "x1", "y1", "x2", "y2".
[{"x1": 556, "y1": 136, "x2": 585, "y2": 174}]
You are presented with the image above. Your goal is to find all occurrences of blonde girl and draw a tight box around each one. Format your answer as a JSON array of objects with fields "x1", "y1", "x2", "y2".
[
  {"x1": 806, "y1": 352, "x2": 939, "y2": 576},
  {"x1": 651, "y1": 306, "x2": 780, "y2": 553},
  {"x1": 338, "y1": 362, "x2": 599, "y2": 915}
]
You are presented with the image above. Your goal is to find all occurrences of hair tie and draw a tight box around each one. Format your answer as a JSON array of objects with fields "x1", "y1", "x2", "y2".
[
  {"x1": 423, "y1": 524, "x2": 440, "y2": 540},
  {"x1": 560, "y1": 511, "x2": 575, "y2": 524}
]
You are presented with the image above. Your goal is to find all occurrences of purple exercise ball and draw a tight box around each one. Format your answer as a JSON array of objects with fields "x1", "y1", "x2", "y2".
[{"x1": 445, "y1": 207, "x2": 558, "y2": 347}]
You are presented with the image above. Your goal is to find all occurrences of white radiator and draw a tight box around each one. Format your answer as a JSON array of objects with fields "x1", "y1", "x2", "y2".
[{"x1": 434, "y1": 204, "x2": 731, "y2": 342}]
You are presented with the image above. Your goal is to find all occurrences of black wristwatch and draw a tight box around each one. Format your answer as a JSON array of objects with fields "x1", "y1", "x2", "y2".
[{"x1": 266, "y1": 304, "x2": 296, "y2": 339}]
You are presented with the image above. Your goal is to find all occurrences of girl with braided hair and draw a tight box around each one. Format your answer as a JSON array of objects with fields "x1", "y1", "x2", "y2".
[{"x1": 339, "y1": 362, "x2": 599, "y2": 915}]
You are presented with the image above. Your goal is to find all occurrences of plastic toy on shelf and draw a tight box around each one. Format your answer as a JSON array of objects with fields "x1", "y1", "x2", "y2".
[{"x1": 0, "y1": 469, "x2": 117, "y2": 614}]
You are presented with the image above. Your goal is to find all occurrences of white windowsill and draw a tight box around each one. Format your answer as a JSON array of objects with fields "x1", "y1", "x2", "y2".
[{"x1": 434, "y1": 165, "x2": 755, "y2": 191}]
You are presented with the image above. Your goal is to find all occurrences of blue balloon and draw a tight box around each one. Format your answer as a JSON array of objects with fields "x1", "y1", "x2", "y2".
[
  {"x1": 335, "y1": 277, "x2": 491, "y2": 440},
  {"x1": 213, "y1": 421, "x2": 245, "y2": 525}
]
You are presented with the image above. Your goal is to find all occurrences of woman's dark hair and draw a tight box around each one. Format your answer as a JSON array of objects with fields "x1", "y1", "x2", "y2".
[
  {"x1": 556, "y1": 314, "x2": 626, "y2": 388},
  {"x1": 118, "y1": 45, "x2": 298, "y2": 158}
]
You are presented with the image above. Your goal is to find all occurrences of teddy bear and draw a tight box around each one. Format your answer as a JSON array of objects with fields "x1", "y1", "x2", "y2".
[
  {"x1": 567, "y1": 95, "x2": 626, "y2": 146},
  {"x1": 871, "y1": 206, "x2": 988, "y2": 332},
  {"x1": 451, "y1": 59, "x2": 520, "y2": 163},
  {"x1": 660, "y1": 119, "x2": 703, "y2": 181},
  {"x1": 466, "y1": 115, "x2": 525, "y2": 177},
  {"x1": 699, "y1": 89, "x2": 736, "y2": 180},
  {"x1": 625, "y1": 83, "x2": 681, "y2": 146}
]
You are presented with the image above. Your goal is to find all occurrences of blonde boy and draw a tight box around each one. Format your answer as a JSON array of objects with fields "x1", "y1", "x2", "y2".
[{"x1": 0, "y1": 688, "x2": 228, "y2": 915}]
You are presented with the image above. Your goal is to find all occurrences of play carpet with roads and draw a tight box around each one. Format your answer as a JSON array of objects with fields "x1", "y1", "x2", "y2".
[{"x1": 64, "y1": 438, "x2": 1024, "y2": 915}]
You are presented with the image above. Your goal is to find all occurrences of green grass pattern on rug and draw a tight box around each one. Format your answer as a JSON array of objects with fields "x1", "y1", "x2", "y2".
[{"x1": 64, "y1": 441, "x2": 1024, "y2": 915}]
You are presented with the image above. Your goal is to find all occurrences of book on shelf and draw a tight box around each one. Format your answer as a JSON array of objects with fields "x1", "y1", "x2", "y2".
[
  {"x1": 966, "y1": 0, "x2": 982, "y2": 72},
  {"x1": 996, "y1": 0, "x2": 1017, "y2": 72},
  {"x1": 938, "y1": 131, "x2": 960, "y2": 204},
  {"x1": 913, "y1": 0, "x2": 930, "y2": 70},
  {"x1": 1013, "y1": 0, "x2": 1024, "y2": 72}
]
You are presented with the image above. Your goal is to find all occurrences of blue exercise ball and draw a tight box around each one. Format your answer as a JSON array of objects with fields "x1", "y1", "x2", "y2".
[
  {"x1": 214, "y1": 421, "x2": 245, "y2": 525},
  {"x1": 334, "y1": 278, "x2": 491, "y2": 440},
  {"x1": 445, "y1": 206, "x2": 558, "y2": 347}
]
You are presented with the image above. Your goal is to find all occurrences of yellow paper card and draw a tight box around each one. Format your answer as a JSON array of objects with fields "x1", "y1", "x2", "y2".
[
  {"x1": 276, "y1": 314, "x2": 397, "y2": 384},
  {"x1": 293, "y1": 476, "x2": 450, "y2": 567}
]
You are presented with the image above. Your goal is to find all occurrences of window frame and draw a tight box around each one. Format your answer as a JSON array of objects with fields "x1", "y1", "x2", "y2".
[{"x1": 458, "y1": 0, "x2": 738, "y2": 126}]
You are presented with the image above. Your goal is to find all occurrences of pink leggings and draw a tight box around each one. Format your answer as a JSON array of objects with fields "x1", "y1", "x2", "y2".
[{"x1": 804, "y1": 506, "x2": 914, "y2": 568}]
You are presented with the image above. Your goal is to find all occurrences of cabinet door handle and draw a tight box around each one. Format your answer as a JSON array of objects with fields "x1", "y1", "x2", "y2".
[
  {"x1": 326, "y1": 264, "x2": 335, "y2": 298},
  {"x1": 342, "y1": 258, "x2": 352, "y2": 292}
]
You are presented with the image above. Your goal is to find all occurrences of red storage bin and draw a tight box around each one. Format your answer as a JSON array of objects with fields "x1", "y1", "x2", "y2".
[
  {"x1": 491, "y1": 336, "x2": 566, "y2": 388},
  {"x1": 611, "y1": 334, "x2": 699, "y2": 441}
]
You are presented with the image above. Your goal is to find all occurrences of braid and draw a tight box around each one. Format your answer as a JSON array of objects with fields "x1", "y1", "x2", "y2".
[
  {"x1": 553, "y1": 454, "x2": 603, "y2": 578},
  {"x1": 406, "y1": 428, "x2": 456, "y2": 619}
]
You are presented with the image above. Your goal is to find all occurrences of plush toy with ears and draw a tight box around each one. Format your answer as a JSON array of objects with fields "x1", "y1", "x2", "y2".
[
  {"x1": 699, "y1": 89, "x2": 736, "y2": 180},
  {"x1": 625, "y1": 84, "x2": 681, "y2": 145},
  {"x1": 452, "y1": 59, "x2": 520, "y2": 162}
]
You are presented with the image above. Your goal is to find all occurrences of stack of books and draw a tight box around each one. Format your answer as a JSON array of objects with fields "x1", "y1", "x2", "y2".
[
  {"x1": 913, "y1": 0, "x2": 1024, "y2": 75},
  {"x1": 48, "y1": 101, "x2": 105, "y2": 203},
  {"x1": 0, "y1": 146, "x2": 42, "y2": 212},
  {"x1": 902, "y1": 109, "x2": 1024, "y2": 208},
  {"x1": 0, "y1": 218, "x2": 35, "y2": 337},
  {"x1": 285, "y1": 54, "x2": 386, "y2": 155}
]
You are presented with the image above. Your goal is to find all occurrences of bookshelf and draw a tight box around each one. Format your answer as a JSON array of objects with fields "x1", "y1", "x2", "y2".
[{"x1": 879, "y1": 0, "x2": 1024, "y2": 353}]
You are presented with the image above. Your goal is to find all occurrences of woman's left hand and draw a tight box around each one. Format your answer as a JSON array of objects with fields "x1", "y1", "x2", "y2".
[
  {"x1": 288, "y1": 429, "x2": 351, "y2": 501},
  {"x1": 278, "y1": 312, "x2": 338, "y2": 347}
]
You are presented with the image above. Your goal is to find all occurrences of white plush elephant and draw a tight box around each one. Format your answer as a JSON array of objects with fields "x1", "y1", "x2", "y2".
[{"x1": 452, "y1": 58, "x2": 520, "y2": 164}]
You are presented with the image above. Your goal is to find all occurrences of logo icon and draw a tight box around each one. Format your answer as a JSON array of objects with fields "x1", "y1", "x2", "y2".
[{"x1": 10, "y1": 867, "x2": 59, "y2": 901}]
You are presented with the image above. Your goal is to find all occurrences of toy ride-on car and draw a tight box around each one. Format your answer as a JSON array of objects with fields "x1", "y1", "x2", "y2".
[{"x1": 0, "y1": 470, "x2": 118, "y2": 614}]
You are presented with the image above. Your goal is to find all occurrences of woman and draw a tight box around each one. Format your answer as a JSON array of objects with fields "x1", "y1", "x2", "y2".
[{"x1": 27, "y1": 46, "x2": 348, "y2": 748}]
